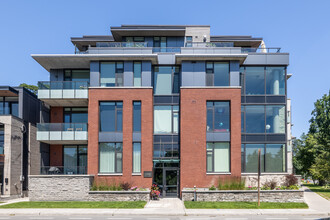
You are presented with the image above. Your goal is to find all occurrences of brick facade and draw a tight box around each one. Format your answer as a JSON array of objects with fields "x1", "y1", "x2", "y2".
[
  {"x1": 88, "y1": 88, "x2": 153, "y2": 188},
  {"x1": 49, "y1": 107, "x2": 63, "y2": 166},
  {"x1": 180, "y1": 88, "x2": 241, "y2": 189}
]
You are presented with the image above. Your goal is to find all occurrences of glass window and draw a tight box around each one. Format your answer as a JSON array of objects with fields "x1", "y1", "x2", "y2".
[
  {"x1": 133, "y1": 62, "x2": 142, "y2": 87},
  {"x1": 133, "y1": 101, "x2": 141, "y2": 132},
  {"x1": 245, "y1": 67, "x2": 265, "y2": 95},
  {"x1": 265, "y1": 144, "x2": 285, "y2": 172},
  {"x1": 100, "y1": 62, "x2": 124, "y2": 87},
  {"x1": 153, "y1": 143, "x2": 179, "y2": 159},
  {"x1": 245, "y1": 144, "x2": 265, "y2": 173},
  {"x1": 205, "y1": 62, "x2": 229, "y2": 86},
  {"x1": 266, "y1": 105, "x2": 285, "y2": 133},
  {"x1": 133, "y1": 143, "x2": 141, "y2": 173},
  {"x1": 0, "y1": 97, "x2": 18, "y2": 116},
  {"x1": 266, "y1": 67, "x2": 285, "y2": 95},
  {"x1": 172, "y1": 67, "x2": 180, "y2": 93},
  {"x1": 206, "y1": 142, "x2": 230, "y2": 173},
  {"x1": 245, "y1": 105, "x2": 265, "y2": 133},
  {"x1": 64, "y1": 107, "x2": 88, "y2": 123},
  {"x1": 99, "y1": 143, "x2": 122, "y2": 173},
  {"x1": 185, "y1": 36, "x2": 192, "y2": 47},
  {"x1": 64, "y1": 70, "x2": 90, "y2": 82},
  {"x1": 240, "y1": 67, "x2": 245, "y2": 94},
  {"x1": 241, "y1": 144, "x2": 245, "y2": 173},
  {"x1": 207, "y1": 101, "x2": 230, "y2": 132},
  {"x1": 99, "y1": 102, "x2": 122, "y2": 132},
  {"x1": 154, "y1": 66, "x2": 180, "y2": 95},
  {"x1": 154, "y1": 105, "x2": 179, "y2": 134},
  {"x1": 0, "y1": 125, "x2": 4, "y2": 154},
  {"x1": 241, "y1": 106, "x2": 244, "y2": 132},
  {"x1": 63, "y1": 145, "x2": 87, "y2": 174}
]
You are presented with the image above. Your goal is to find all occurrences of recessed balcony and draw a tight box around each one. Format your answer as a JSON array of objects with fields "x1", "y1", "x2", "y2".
[
  {"x1": 38, "y1": 81, "x2": 89, "y2": 106},
  {"x1": 37, "y1": 123, "x2": 88, "y2": 144}
]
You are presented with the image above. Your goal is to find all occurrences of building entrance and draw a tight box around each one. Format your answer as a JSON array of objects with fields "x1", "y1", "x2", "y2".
[{"x1": 153, "y1": 161, "x2": 179, "y2": 198}]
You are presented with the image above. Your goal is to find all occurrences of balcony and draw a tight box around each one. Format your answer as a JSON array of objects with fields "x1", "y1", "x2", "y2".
[
  {"x1": 40, "y1": 166, "x2": 87, "y2": 175},
  {"x1": 38, "y1": 81, "x2": 89, "y2": 106},
  {"x1": 37, "y1": 123, "x2": 88, "y2": 144}
]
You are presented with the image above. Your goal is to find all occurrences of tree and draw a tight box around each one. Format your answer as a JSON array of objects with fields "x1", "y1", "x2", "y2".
[{"x1": 19, "y1": 83, "x2": 38, "y2": 95}]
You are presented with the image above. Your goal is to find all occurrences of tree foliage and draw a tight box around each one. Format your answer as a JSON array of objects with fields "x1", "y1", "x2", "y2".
[{"x1": 19, "y1": 83, "x2": 38, "y2": 95}]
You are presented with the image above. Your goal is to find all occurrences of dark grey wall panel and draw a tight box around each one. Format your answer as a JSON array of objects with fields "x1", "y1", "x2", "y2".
[
  {"x1": 133, "y1": 132, "x2": 141, "y2": 142},
  {"x1": 50, "y1": 69, "x2": 64, "y2": 81},
  {"x1": 99, "y1": 132, "x2": 123, "y2": 142},
  {"x1": 181, "y1": 61, "x2": 206, "y2": 86},
  {"x1": 266, "y1": 96, "x2": 286, "y2": 103},
  {"x1": 90, "y1": 61, "x2": 100, "y2": 87},
  {"x1": 206, "y1": 132, "x2": 230, "y2": 142},
  {"x1": 124, "y1": 61, "x2": 133, "y2": 86},
  {"x1": 230, "y1": 60, "x2": 240, "y2": 86},
  {"x1": 158, "y1": 54, "x2": 175, "y2": 65},
  {"x1": 142, "y1": 61, "x2": 152, "y2": 86},
  {"x1": 243, "y1": 54, "x2": 289, "y2": 65}
]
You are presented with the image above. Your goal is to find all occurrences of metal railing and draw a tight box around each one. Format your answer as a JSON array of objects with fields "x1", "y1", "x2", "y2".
[
  {"x1": 241, "y1": 47, "x2": 281, "y2": 53},
  {"x1": 38, "y1": 81, "x2": 89, "y2": 90},
  {"x1": 37, "y1": 123, "x2": 88, "y2": 132},
  {"x1": 186, "y1": 42, "x2": 234, "y2": 47},
  {"x1": 152, "y1": 47, "x2": 181, "y2": 53},
  {"x1": 40, "y1": 166, "x2": 87, "y2": 175},
  {"x1": 96, "y1": 42, "x2": 148, "y2": 48}
]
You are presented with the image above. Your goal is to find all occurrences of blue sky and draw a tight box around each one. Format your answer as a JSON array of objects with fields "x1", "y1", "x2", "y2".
[{"x1": 0, "y1": 0, "x2": 329, "y2": 138}]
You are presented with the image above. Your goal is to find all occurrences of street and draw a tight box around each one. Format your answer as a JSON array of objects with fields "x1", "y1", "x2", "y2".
[{"x1": 0, "y1": 216, "x2": 328, "y2": 220}]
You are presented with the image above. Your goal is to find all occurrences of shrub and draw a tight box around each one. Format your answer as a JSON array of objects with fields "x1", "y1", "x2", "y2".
[
  {"x1": 120, "y1": 182, "x2": 131, "y2": 191},
  {"x1": 284, "y1": 174, "x2": 298, "y2": 187},
  {"x1": 90, "y1": 179, "x2": 123, "y2": 191},
  {"x1": 218, "y1": 177, "x2": 245, "y2": 190},
  {"x1": 209, "y1": 185, "x2": 216, "y2": 190},
  {"x1": 264, "y1": 179, "x2": 277, "y2": 190}
]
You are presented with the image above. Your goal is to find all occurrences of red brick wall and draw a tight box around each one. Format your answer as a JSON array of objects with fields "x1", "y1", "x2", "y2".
[
  {"x1": 88, "y1": 88, "x2": 153, "y2": 188},
  {"x1": 180, "y1": 88, "x2": 241, "y2": 189},
  {"x1": 49, "y1": 107, "x2": 63, "y2": 166}
]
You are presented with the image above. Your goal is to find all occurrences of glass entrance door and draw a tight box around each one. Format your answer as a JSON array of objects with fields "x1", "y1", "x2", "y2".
[{"x1": 164, "y1": 169, "x2": 178, "y2": 197}]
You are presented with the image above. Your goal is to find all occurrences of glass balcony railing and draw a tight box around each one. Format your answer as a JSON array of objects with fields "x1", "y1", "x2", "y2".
[
  {"x1": 40, "y1": 166, "x2": 87, "y2": 175},
  {"x1": 37, "y1": 123, "x2": 88, "y2": 142},
  {"x1": 152, "y1": 47, "x2": 181, "y2": 53},
  {"x1": 38, "y1": 81, "x2": 89, "y2": 99},
  {"x1": 187, "y1": 42, "x2": 234, "y2": 47},
  {"x1": 241, "y1": 47, "x2": 281, "y2": 53},
  {"x1": 96, "y1": 42, "x2": 148, "y2": 48}
]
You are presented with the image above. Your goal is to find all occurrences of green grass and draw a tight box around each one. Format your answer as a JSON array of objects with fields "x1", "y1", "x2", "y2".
[
  {"x1": 304, "y1": 183, "x2": 330, "y2": 200},
  {"x1": 184, "y1": 201, "x2": 308, "y2": 209},
  {"x1": 0, "y1": 201, "x2": 147, "y2": 209}
]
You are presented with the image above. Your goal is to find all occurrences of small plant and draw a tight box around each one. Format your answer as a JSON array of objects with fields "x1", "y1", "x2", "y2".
[
  {"x1": 130, "y1": 186, "x2": 139, "y2": 191},
  {"x1": 246, "y1": 186, "x2": 257, "y2": 190},
  {"x1": 284, "y1": 174, "x2": 298, "y2": 187},
  {"x1": 218, "y1": 177, "x2": 245, "y2": 190},
  {"x1": 120, "y1": 182, "x2": 131, "y2": 191},
  {"x1": 150, "y1": 184, "x2": 161, "y2": 200},
  {"x1": 90, "y1": 179, "x2": 123, "y2": 191},
  {"x1": 209, "y1": 185, "x2": 216, "y2": 190},
  {"x1": 264, "y1": 179, "x2": 277, "y2": 190}
]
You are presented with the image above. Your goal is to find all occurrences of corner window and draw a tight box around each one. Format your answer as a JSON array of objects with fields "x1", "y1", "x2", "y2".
[
  {"x1": 133, "y1": 101, "x2": 141, "y2": 132},
  {"x1": 132, "y1": 143, "x2": 141, "y2": 173},
  {"x1": 99, "y1": 102, "x2": 122, "y2": 132},
  {"x1": 133, "y1": 62, "x2": 142, "y2": 87},
  {"x1": 266, "y1": 105, "x2": 285, "y2": 133},
  {"x1": 100, "y1": 62, "x2": 124, "y2": 87},
  {"x1": 206, "y1": 62, "x2": 229, "y2": 86},
  {"x1": 99, "y1": 142, "x2": 122, "y2": 173},
  {"x1": 154, "y1": 105, "x2": 179, "y2": 134},
  {"x1": 207, "y1": 101, "x2": 230, "y2": 132},
  {"x1": 207, "y1": 142, "x2": 230, "y2": 173},
  {"x1": 245, "y1": 105, "x2": 265, "y2": 133},
  {"x1": 245, "y1": 67, "x2": 265, "y2": 95},
  {"x1": 0, "y1": 97, "x2": 18, "y2": 117},
  {"x1": 266, "y1": 67, "x2": 285, "y2": 95},
  {"x1": 153, "y1": 66, "x2": 180, "y2": 95}
]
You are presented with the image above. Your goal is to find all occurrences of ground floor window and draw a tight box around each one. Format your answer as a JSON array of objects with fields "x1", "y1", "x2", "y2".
[
  {"x1": 99, "y1": 143, "x2": 122, "y2": 173},
  {"x1": 0, "y1": 124, "x2": 4, "y2": 154},
  {"x1": 241, "y1": 143, "x2": 286, "y2": 173},
  {"x1": 132, "y1": 143, "x2": 141, "y2": 173},
  {"x1": 63, "y1": 145, "x2": 87, "y2": 174},
  {"x1": 206, "y1": 142, "x2": 230, "y2": 173}
]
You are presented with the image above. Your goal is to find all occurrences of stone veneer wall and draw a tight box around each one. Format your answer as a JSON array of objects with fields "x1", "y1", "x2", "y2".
[
  {"x1": 182, "y1": 190, "x2": 304, "y2": 203},
  {"x1": 243, "y1": 175, "x2": 302, "y2": 187},
  {"x1": 29, "y1": 175, "x2": 150, "y2": 202}
]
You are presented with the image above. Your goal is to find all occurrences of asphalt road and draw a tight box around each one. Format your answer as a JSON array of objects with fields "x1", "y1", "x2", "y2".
[{"x1": 0, "y1": 216, "x2": 328, "y2": 220}]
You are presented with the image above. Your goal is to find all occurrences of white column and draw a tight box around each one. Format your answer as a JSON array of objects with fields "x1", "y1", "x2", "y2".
[{"x1": 273, "y1": 70, "x2": 280, "y2": 95}]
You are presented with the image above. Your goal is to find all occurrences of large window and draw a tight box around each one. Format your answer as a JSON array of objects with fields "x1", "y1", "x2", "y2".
[
  {"x1": 100, "y1": 62, "x2": 124, "y2": 87},
  {"x1": 0, "y1": 124, "x2": 4, "y2": 154},
  {"x1": 99, "y1": 102, "x2": 122, "y2": 132},
  {"x1": 133, "y1": 62, "x2": 142, "y2": 87},
  {"x1": 153, "y1": 143, "x2": 179, "y2": 158},
  {"x1": 64, "y1": 70, "x2": 90, "y2": 82},
  {"x1": 0, "y1": 97, "x2": 18, "y2": 117},
  {"x1": 242, "y1": 105, "x2": 285, "y2": 134},
  {"x1": 132, "y1": 142, "x2": 141, "y2": 173},
  {"x1": 63, "y1": 145, "x2": 87, "y2": 174},
  {"x1": 242, "y1": 144, "x2": 286, "y2": 173},
  {"x1": 153, "y1": 37, "x2": 167, "y2": 52},
  {"x1": 133, "y1": 101, "x2": 141, "y2": 132},
  {"x1": 207, "y1": 142, "x2": 230, "y2": 173},
  {"x1": 207, "y1": 101, "x2": 230, "y2": 132},
  {"x1": 64, "y1": 107, "x2": 88, "y2": 123},
  {"x1": 99, "y1": 143, "x2": 122, "y2": 173},
  {"x1": 154, "y1": 105, "x2": 179, "y2": 134},
  {"x1": 242, "y1": 66, "x2": 286, "y2": 95},
  {"x1": 153, "y1": 66, "x2": 180, "y2": 95},
  {"x1": 206, "y1": 62, "x2": 230, "y2": 86}
]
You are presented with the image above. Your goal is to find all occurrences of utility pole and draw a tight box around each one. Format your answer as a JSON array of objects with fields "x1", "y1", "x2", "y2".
[{"x1": 258, "y1": 149, "x2": 261, "y2": 206}]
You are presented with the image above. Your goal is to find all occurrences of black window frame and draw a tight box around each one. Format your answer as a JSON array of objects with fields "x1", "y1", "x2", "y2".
[
  {"x1": 63, "y1": 107, "x2": 88, "y2": 123},
  {"x1": 206, "y1": 101, "x2": 230, "y2": 133},
  {"x1": 64, "y1": 69, "x2": 90, "y2": 82},
  {"x1": 0, "y1": 124, "x2": 4, "y2": 154},
  {"x1": 99, "y1": 101, "x2": 123, "y2": 132},
  {"x1": 152, "y1": 65, "x2": 181, "y2": 95},
  {"x1": 63, "y1": 145, "x2": 88, "y2": 174},
  {"x1": 0, "y1": 96, "x2": 19, "y2": 116},
  {"x1": 205, "y1": 61, "x2": 230, "y2": 86},
  {"x1": 206, "y1": 142, "x2": 231, "y2": 173},
  {"x1": 133, "y1": 101, "x2": 141, "y2": 132},
  {"x1": 153, "y1": 142, "x2": 180, "y2": 159},
  {"x1": 133, "y1": 61, "x2": 142, "y2": 87},
  {"x1": 99, "y1": 62, "x2": 124, "y2": 87},
  {"x1": 132, "y1": 142, "x2": 141, "y2": 173},
  {"x1": 153, "y1": 105, "x2": 179, "y2": 134},
  {"x1": 98, "y1": 142, "x2": 123, "y2": 174}
]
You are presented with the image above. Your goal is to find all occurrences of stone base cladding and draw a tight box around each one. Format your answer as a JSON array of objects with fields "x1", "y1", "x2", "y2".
[
  {"x1": 243, "y1": 174, "x2": 302, "y2": 187},
  {"x1": 88, "y1": 191, "x2": 150, "y2": 202},
  {"x1": 29, "y1": 175, "x2": 150, "y2": 202},
  {"x1": 182, "y1": 190, "x2": 304, "y2": 203}
]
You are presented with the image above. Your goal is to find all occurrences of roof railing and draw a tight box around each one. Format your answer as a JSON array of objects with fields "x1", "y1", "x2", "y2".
[{"x1": 241, "y1": 47, "x2": 281, "y2": 53}]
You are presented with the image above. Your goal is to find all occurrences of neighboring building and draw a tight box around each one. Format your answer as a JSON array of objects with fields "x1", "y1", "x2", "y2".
[
  {"x1": 33, "y1": 25, "x2": 292, "y2": 198},
  {"x1": 0, "y1": 86, "x2": 46, "y2": 196}
]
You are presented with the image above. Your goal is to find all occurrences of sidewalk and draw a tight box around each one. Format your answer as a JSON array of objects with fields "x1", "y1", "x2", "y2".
[{"x1": 0, "y1": 188, "x2": 328, "y2": 216}]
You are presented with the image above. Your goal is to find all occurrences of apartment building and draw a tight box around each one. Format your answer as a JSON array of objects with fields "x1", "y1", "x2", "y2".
[
  {"x1": 33, "y1": 25, "x2": 291, "y2": 198},
  {"x1": 0, "y1": 86, "x2": 46, "y2": 196}
]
